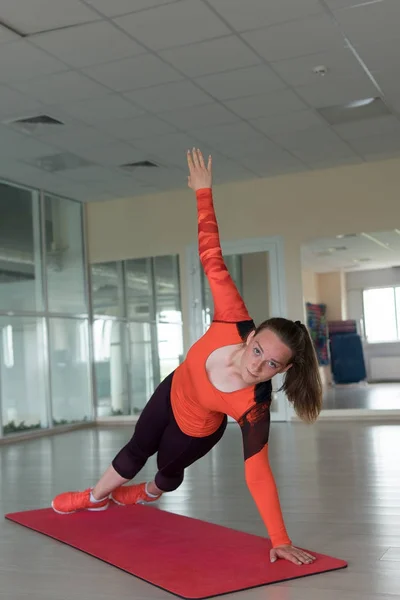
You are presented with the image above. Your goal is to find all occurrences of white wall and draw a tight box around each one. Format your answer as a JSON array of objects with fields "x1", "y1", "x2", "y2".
[
  {"x1": 318, "y1": 271, "x2": 347, "y2": 321},
  {"x1": 302, "y1": 270, "x2": 319, "y2": 305},
  {"x1": 346, "y1": 267, "x2": 400, "y2": 381},
  {"x1": 87, "y1": 156, "x2": 400, "y2": 353},
  {"x1": 241, "y1": 252, "x2": 269, "y2": 325}
]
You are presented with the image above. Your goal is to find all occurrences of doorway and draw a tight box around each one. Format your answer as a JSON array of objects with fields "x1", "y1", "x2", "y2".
[{"x1": 186, "y1": 235, "x2": 289, "y2": 421}]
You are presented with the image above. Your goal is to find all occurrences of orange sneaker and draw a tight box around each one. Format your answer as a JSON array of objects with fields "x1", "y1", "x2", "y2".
[
  {"x1": 51, "y1": 489, "x2": 109, "y2": 515},
  {"x1": 111, "y1": 482, "x2": 161, "y2": 506}
]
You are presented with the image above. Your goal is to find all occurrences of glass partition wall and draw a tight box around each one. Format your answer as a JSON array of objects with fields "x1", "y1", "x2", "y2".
[
  {"x1": 0, "y1": 177, "x2": 184, "y2": 438},
  {"x1": 91, "y1": 255, "x2": 183, "y2": 417},
  {"x1": 0, "y1": 180, "x2": 92, "y2": 438}
]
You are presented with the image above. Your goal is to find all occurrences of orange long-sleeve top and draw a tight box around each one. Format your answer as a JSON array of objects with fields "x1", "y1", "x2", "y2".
[{"x1": 170, "y1": 188, "x2": 291, "y2": 548}]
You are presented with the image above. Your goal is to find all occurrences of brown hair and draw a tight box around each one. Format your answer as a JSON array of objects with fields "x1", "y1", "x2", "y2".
[{"x1": 253, "y1": 317, "x2": 322, "y2": 423}]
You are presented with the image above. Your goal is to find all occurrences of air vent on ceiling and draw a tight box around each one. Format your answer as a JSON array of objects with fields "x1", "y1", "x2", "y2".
[
  {"x1": 13, "y1": 115, "x2": 64, "y2": 125},
  {"x1": 4, "y1": 114, "x2": 64, "y2": 134},
  {"x1": 120, "y1": 160, "x2": 159, "y2": 169}
]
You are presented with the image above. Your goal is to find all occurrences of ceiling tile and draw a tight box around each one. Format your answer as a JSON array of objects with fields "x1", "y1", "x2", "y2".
[
  {"x1": 295, "y1": 76, "x2": 379, "y2": 107},
  {"x1": 132, "y1": 132, "x2": 206, "y2": 167},
  {"x1": 0, "y1": 0, "x2": 100, "y2": 35},
  {"x1": 208, "y1": 0, "x2": 325, "y2": 32},
  {"x1": 97, "y1": 115, "x2": 178, "y2": 140},
  {"x1": 30, "y1": 21, "x2": 145, "y2": 69},
  {"x1": 104, "y1": 178, "x2": 161, "y2": 198},
  {"x1": 84, "y1": 0, "x2": 178, "y2": 18},
  {"x1": 0, "y1": 126, "x2": 60, "y2": 159},
  {"x1": 0, "y1": 159, "x2": 63, "y2": 190},
  {"x1": 124, "y1": 80, "x2": 213, "y2": 113},
  {"x1": 0, "y1": 85, "x2": 43, "y2": 120},
  {"x1": 270, "y1": 48, "x2": 368, "y2": 88},
  {"x1": 47, "y1": 181, "x2": 94, "y2": 201},
  {"x1": 59, "y1": 94, "x2": 145, "y2": 124},
  {"x1": 133, "y1": 165, "x2": 187, "y2": 188},
  {"x1": 352, "y1": 37, "x2": 400, "y2": 75},
  {"x1": 73, "y1": 141, "x2": 144, "y2": 166},
  {"x1": 13, "y1": 71, "x2": 111, "y2": 104},
  {"x1": 195, "y1": 65, "x2": 286, "y2": 101},
  {"x1": 31, "y1": 124, "x2": 119, "y2": 151},
  {"x1": 62, "y1": 165, "x2": 118, "y2": 183},
  {"x1": 370, "y1": 71, "x2": 400, "y2": 109},
  {"x1": 269, "y1": 124, "x2": 356, "y2": 153},
  {"x1": 224, "y1": 89, "x2": 307, "y2": 119},
  {"x1": 0, "y1": 23, "x2": 20, "y2": 44},
  {"x1": 333, "y1": 0, "x2": 399, "y2": 45},
  {"x1": 238, "y1": 149, "x2": 307, "y2": 177},
  {"x1": 242, "y1": 14, "x2": 346, "y2": 62},
  {"x1": 326, "y1": 0, "x2": 386, "y2": 9},
  {"x1": 208, "y1": 154, "x2": 256, "y2": 184},
  {"x1": 225, "y1": 137, "x2": 295, "y2": 160},
  {"x1": 114, "y1": 0, "x2": 230, "y2": 51},
  {"x1": 307, "y1": 155, "x2": 364, "y2": 170},
  {"x1": 250, "y1": 109, "x2": 326, "y2": 135},
  {"x1": 333, "y1": 115, "x2": 400, "y2": 140},
  {"x1": 159, "y1": 103, "x2": 239, "y2": 130},
  {"x1": 349, "y1": 132, "x2": 400, "y2": 159},
  {"x1": 292, "y1": 142, "x2": 358, "y2": 163},
  {"x1": 191, "y1": 121, "x2": 274, "y2": 157},
  {"x1": 159, "y1": 35, "x2": 260, "y2": 78},
  {"x1": 0, "y1": 41, "x2": 67, "y2": 84},
  {"x1": 83, "y1": 54, "x2": 182, "y2": 92},
  {"x1": 269, "y1": 125, "x2": 339, "y2": 149}
]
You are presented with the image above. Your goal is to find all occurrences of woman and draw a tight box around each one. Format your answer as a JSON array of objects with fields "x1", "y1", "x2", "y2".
[{"x1": 52, "y1": 149, "x2": 322, "y2": 567}]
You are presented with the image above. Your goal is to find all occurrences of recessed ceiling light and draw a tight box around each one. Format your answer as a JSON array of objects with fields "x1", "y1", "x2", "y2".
[
  {"x1": 346, "y1": 98, "x2": 375, "y2": 108},
  {"x1": 317, "y1": 97, "x2": 391, "y2": 125},
  {"x1": 336, "y1": 233, "x2": 358, "y2": 239}
]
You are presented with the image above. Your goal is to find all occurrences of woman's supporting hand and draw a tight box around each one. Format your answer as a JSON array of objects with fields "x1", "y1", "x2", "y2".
[
  {"x1": 270, "y1": 544, "x2": 316, "y2": 566},
  {"x1": 187, "y1": 148, "x2": 212, "y2": 191}
]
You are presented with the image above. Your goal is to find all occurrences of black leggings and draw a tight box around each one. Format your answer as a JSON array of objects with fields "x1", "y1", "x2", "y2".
[{"x1": 112, "y1": 371, "x2": 227, "y2": 492}]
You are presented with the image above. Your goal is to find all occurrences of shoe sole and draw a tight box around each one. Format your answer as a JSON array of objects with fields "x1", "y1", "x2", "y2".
[
  {"x1": 51, "y1": 501, "x2": 109, "y2": 515},
  {"x1": 110, "y1": 495, "x2": 125, "y2": 506}
]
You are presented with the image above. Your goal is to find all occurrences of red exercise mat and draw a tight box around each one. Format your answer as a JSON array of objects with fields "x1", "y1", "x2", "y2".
[{"x1": 5, "y1": 504, "x2": 347, "y2": 599}]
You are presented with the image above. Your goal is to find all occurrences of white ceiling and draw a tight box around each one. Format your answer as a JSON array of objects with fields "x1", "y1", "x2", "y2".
[
  {"x1": 302, "y1": 229, "x2": 400, "y2": 272},
  {"x1": 0, "y1": 0, "x2": 400, "y2": 201}
]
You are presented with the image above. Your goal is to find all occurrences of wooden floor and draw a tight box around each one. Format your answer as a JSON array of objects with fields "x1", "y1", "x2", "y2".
[
  {"x1": 2, "y1": 418, "x2": 400, "y2": 600},
  {"x1": 323, "y1": 382, "x2": 400, "y2": 410}
]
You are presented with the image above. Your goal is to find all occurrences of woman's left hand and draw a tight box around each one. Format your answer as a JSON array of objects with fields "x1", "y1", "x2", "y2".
[{"x1": 270, "y1": 544, "x2": 316, "y2": 566}]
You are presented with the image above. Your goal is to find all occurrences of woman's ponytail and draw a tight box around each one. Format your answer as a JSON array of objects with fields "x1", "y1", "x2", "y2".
[{"x1": 254, "y1": 318, "x2": 323, "y2": 423}]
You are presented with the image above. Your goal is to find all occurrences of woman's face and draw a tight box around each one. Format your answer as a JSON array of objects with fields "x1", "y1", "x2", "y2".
[{"x1": 240, "y1": 329, "x2": 293, "y2": 385}]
